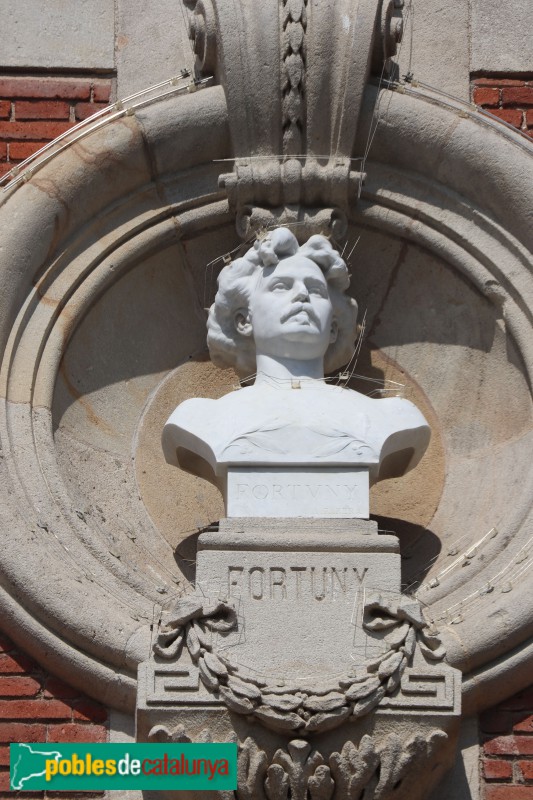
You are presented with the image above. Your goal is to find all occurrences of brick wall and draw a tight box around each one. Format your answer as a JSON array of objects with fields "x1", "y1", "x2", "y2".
[
  {"x1": 0, "y1": 75, "x2": 113, "y2": 179},
  {"x1": 480, "y1": 687, "x2": 533, "y2": 799},
  {"x1": 0, "y1": 631, "x2": 108, "y2": 797},
  {"x1": 472, "y1": 75, "x2": 533, "y2": 139}
]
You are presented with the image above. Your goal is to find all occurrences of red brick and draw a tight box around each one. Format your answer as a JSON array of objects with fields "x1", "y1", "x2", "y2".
[
  {"x1": 473, "y1": 87, "x2": 500, "y2": 107},
  {"x1": 485, "y1": 736, "x2": 533, "y2": 756},
  {"x1": 0, "y1": 699, "x2": 72, "y2": 720},
  {"x1": 0, "y1": 142, "x2": 6, "y2": 161},
  {"x1": 8, "y1": 140, "x2": 43, "y2": 161},
  {"x1": 72, "y1": 700, "x2": 107, "y2": 724},
  {"x1": 0, "y1": 101, "x2": 9, "y2": 120},
  {"x1": 0, "y1": 163, "x2": 13, "y2": 177},
  {"x1": 484, "y1": 736, "x2": 518, "y2": 755},
  {"x1": 488, "y1": 108, "x2": 523, "y2": 127},
  {"x1": 486, "y1": 788, "x2": 533, "y2": 800},
  {"x1": 518, "y1": 761, "x2": 533, "y2": 782},
  {"x1": 502, "y1": 87, "x2": 533, "y2": 106},
  {"x1": 515, "y1": 715, "x2": 533, "y2": 733},
  {"x1": 0, "y1": 722, "x2": 47, "y2": 742},
  {"x1": 517, "y1": 736, "x2": 533, "y2": 755},
  {"x1": 0, "y1": 121, "x2": 74, "y2": 141},
  {"x1": 0, "y1": 746, "x2": 8, "y2": 767},
  {"x1": 525, "y1": 109, "x2": 533, "y2": 127},
  {"x1": 0, "y1": 77, "x2": 91, "y2": 100},
  {"x1": 47, "y1": 723, "x2": 107, "y2": 743},
  {"x1": 74, "y1": 101, "x2": 108, "y2": 121},
  {"x1": 483, "y1": 759, "x2": 513, "y2": 780},
  {"x1": 0, "y1": 770, "x2": 10, "y2": 791},
  {"x1": 0, "y1": 651, "x2": 38, "y2": 674},
  {"x1": 7, "y1": 792, "x2": 43, "y2": 800},
  {"x1": 92, "y1": 81, "x2": 112, "y2": 102},
  {"x1": 15, "y1": 100, "x2": 70, "y2": 120},
  {"x1": 44, "y1": 677, "x2": 80, "y2": 700},
  {"x1": 0, "y1": 676, "x2": 41, "y2": 697},
  {"x1": 473, "y1": 78, "x2": 525, "y2": 87}
]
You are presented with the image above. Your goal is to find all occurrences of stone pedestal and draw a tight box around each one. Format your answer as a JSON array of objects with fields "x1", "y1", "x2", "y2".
[
  {"x1": 196, "y1": 519, "x2": 399, "y2": 679},
  {"x1": 137, "y1": 519, "x2": 461, "y2": 800}
]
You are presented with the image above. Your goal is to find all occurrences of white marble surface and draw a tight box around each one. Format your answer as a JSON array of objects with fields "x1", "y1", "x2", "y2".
[
  {"x1": 226, "y1": 466, "x2": 369, "y2": 518},
  {"x1": 163, "y1": 228, "x2": 430, "y2": 519}
]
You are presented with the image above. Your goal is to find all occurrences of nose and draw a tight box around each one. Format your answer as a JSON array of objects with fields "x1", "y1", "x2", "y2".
[{"x1": 292, "y1": 281, "x2": 309, "y2": 301}]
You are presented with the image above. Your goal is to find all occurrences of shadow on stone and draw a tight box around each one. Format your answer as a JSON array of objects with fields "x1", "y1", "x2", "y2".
[{"x1": 371, "y1": 514, "x2": 442, "y2": 592}]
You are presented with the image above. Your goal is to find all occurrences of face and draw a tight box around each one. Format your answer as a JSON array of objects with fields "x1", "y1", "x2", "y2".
[{"x1": 236, "y1": 255, "x2": 338, "y2": 362}]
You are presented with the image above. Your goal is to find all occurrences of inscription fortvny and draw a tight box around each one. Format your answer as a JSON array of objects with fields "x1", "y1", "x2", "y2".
[
  {"x1": 234, "y1": 482, "x2": 360, "y2": 501},
  {"x1": 228, "y1": 565, "x2": 368, "y2": 601}
]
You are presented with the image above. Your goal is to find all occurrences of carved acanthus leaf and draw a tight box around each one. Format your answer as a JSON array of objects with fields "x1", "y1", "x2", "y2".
[{"x1": 232, "y1": 730, "x2": 449, "y2": 800}]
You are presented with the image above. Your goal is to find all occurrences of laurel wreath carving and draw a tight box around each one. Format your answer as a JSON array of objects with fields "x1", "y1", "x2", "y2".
[{"x1": 154, "y1": 591, "x2": 446, "y2": 735}]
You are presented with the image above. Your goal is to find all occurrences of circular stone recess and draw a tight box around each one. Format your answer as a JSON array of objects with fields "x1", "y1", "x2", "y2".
[{"x1": 0, "y1": 80, "x2": 532, "y2": 711}]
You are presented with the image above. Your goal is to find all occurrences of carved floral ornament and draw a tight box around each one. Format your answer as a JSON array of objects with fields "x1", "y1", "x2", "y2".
[
  {"x1": 147, "y1": 730, "x2": 447, "y2": 800},
  {"x1": 0, "y1": 0, "x2": 530, "y2": 722}
]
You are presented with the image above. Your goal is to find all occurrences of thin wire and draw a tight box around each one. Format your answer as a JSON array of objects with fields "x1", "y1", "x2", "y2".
[
  {"x1": 417, "y1": 527, "x2": 499, "y2": 590},
  {"x1": 346, "y1": 235, "x2": 361, "y2": 264},
  {"x1": 407, "y1": 0, "x2": 415, "y2": 79},
  {"x1": 178, "y1": 0, "x2": 197, "y2": 69},
  {"x1": 360, "y1": 0, "x2": 414, "y2": 183},
  {"x1": 213, "y1": 156, "x2": 366, "y2": 163},
  {"x1": 336, "y1": 309, "x2": 367, "y2": 385},
  {"x1": 2, "y1": 76, "x2": 212, "y2": 192},
  {"x1": 432, "y1": 541, "x2": 533, "y2": 622}
]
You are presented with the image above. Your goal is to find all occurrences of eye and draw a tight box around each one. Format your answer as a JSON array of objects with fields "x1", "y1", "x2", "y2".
[
  {"x1": 270, "y1": 280, "x2": 290, "y2": 291},
  {"x1": 308, "y1": 283, "x2": 327, "y2": 297}
]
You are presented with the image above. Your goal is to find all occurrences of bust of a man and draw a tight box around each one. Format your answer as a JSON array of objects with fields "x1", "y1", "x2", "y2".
[{"x1": 163, "y1": 228, "x2": 430, "y2": 518}]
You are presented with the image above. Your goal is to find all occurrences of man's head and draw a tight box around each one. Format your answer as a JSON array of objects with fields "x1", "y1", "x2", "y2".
[{"x1": 207, "y1": 228, "x2": 358, "y2": 377}]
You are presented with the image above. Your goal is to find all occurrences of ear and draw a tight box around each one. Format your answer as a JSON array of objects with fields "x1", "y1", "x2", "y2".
[
  {"x1": 329, "y1": 319, "x2": 338, "y2": 344},
  {"x1": 234, "y1": 309, "x2": 253, "y2": 337}
]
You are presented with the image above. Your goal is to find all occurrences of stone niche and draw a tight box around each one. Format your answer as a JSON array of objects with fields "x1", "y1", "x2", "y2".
[{"x1": 0, "y1": 1, "x2": 532, "y2": 799}]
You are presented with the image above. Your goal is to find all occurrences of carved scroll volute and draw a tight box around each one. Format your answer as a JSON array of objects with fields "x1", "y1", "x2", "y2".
[
  {"x1": 188, "y1": 0, "x2": 284, "y2": 158},
  {"x1": 187, "y1": 0, "x2": 402, "y2": 237}
]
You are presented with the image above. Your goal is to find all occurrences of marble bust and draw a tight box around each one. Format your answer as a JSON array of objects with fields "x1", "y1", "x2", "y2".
[{"x1": 163, "y1": 228, "x2": 430, "y2": 518}]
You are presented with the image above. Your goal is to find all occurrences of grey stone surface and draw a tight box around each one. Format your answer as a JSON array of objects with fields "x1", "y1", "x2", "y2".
[
  {"x1": 196, "y1": 522, "x2": 402, "y2": 678},
  {"x1": 430, "y1": 716, "x2": 479, "y2": 800},
  {"x1": 470, "y1": 0, "x2": 533, "y2": 74},
  {"x1": 395, "y1": 0, "x2": 470, "y2": 100},
  {"x1": 108, "y1": 711, "x2": 143, "y2": 798},
  {"x1": 116, "y1": 0, "x2": 196, "y2": 98},
  {"x1": 0, "y1": 0, "x2": 115, "y2": 69},
  {"x1": 207, "y1": 518, "x2": 400, "y2": 551}
]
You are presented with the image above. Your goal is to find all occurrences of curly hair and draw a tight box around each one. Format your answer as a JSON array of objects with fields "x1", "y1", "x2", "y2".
[{"x1": 207, "y1": 228, "x2": 358, "y2": 377}]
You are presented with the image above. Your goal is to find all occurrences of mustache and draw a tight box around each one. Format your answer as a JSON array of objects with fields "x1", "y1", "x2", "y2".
[{"x1": 280, "y1": 303, "x2": 320, "y2": 324}]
